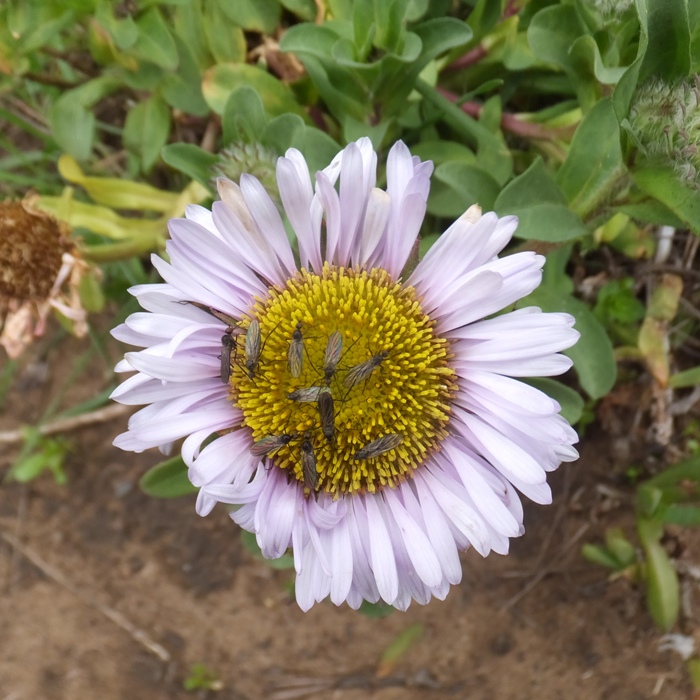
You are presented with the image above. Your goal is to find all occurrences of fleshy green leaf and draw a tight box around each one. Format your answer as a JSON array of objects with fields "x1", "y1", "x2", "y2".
[
  {"x1": 524, "y1": 378, "x2": 584, "y2": 425},
  {"x1": 632, "y1": 167, "x2": 700, "y2": 235},
  {"x1": 222, "y1": 86, "x2": 267, "y2": 146},
  {"x1": 131, "y1": 7, "x2": 178, "y2": 70},
  {"x1": 638, "y1": 517, "x2": 679, "y2": 631},
  {"x1": 123, "y1": 94, "x2": 171, "y2": 172},
  {"x1": 429, "y1": 162, "x2": 499, "y2": 218},
  {"x1": 669, "y1": 366, "x2": 700, "y2": 389},
  {"x1": 525, "y1": 289, "x2": 617, "y2": 400},
  {"x1": 202, "y1": 0, "x2": 246, "y2": 64},
  {"x1": 202, "y1": 63, "x2": 306, "y2": 119},
  {"x1": 161, "y1": 143, "x2": 218, "y2": 188},
  {"x1": 556, "y1": 99, "x2": 625, "y2": 220},
  {"x1": 217, "y1": 0, "x2": 281, "y2": 33},
  {"x1": 495, "y1": 158, "x2": 587, "y2": 242},
  {"x1": 139, "y1": 455, "x2": 197, "y2": 498}
]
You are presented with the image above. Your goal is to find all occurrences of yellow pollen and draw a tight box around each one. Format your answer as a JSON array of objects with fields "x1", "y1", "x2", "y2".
[{"x1": 230, "y1": 265, "x2": 456, "y2": 496}]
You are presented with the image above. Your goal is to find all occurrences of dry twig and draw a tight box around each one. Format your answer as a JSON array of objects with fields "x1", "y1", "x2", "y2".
[{"x1": 0, "y1": 529, "x2": 171, "y2": 662}]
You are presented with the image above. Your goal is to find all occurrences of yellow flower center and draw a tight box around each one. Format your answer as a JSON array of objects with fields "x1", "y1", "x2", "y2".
[{"x1": 230, "y1": 265, "x2": 455, "y2": 496}]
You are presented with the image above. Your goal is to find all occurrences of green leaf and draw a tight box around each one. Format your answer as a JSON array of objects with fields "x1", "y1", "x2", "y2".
[
  {"x1": 261, "y1": 113, "x2": 306, "y2": 154},
  {"x1": 524, "y1": 378, "x2": 584, "y2": 425},
  {"x1": 637, "y1": 0, "x2": 691, "y2": 83},
  {"x1": 161, "y1": 143, "x2": 218, "y2": 188},
  {"x1": 280, "y1": 24, "x2": 368, "y2": 121},
  {"x1": 494, "y1": 158, "x2": 588, "y2": 242},
  {"x1": 222, "y1": 87, "x2": 267, "y2": 146},
  {"x1": 203, "y1": 0, "x2": 247, "y2": 64},
  {"x1": 123, "y1": 94, "x2": 171, "y2": 172},
  {"x1": 669, "y1": 366, "x2": 700, "y2": 389},
  {"x1": 632, "y1": 167, "x2": 700, "y2": 235},
  {"x1": 202, "y1": 63, "x2": 306, "y2": 119},
  {"x1": 582, "y1": 543, "x2": 622, "y2": 570},
  {"x1": 131, "y1": 7, "x2": 178, "y2": 70},
  {"x1": 359, "y1": 601, "x2": 395, "y2": 618},
  {"x1": 644, "y1": 455, "x2": 700, "y2": 489},
  {"x1": 556, "y1": 99, "x2": 625, "y2": 220},
  {"x1": 525, "y1": 289, "x2": 617, "y2": 399},
  {"x1": 429, "y1": 162, "x2": 499, "y2": 218},
  {"x1": 414, "y1": 79, "x2": 512, "y2": 185},
  {"x1": 638, "y1": 517, "x2": 679, "y2": 631},
  {"x1": 410, "y1": 140, "x2": 475, "y2": 166},
  {"x1": 49, "y1": 97, "x2": 96, "y2": 162},
  {"x1": 661, "y1": 505, "x2": 700, "y2": 527},
  {"x1": 172, "y1": 0, "x2": 212, "y2": 68},
  {"x1": 291, "y1": 126, "x2": 340, "y2": 174},
  {"x1": 279, "y1": 0, "x2": 317, "y2": 20},
  {"x1": 162, "y1": 35, "x2": 210, "y2": 116},
  {"x1": 217, "y1": 0, "x2": 281, "y2": 33},
  {"x1": 139, "y1": 455, "x2": 197, "y2": 498},
  {"x1": 527, "y1": 5, "x2": 586, "y2": 72}
]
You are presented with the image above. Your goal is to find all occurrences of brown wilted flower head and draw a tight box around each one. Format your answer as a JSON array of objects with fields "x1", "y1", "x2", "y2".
[{"x1": 0, "y1": 199, "x2": 88, "y2": 358}]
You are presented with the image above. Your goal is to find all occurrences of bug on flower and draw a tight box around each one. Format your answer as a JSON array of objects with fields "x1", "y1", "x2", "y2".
[
  {"x1": 287, "y1": 321, "x2": 305, "y2": 377},
  {"x1": 317, "y1": 390, "x2": 335, "y2": 443},
  {"x1": 288, "y1": 386, "x2": 330, "y2": 403},
  {"x1": 343, "y1": 349, "x2": 389, "y2": 388},
  {"x1": 354, "y1": 433, "x2": 404, "y2": 460},
  {"x1": 322, "y1": 330, "x2": 343, "y2": 384},
  {"x1": 251, "y1": 433, "x2": 296, "y2": 457},
  {"x1": 300, "y1": 438, "x2": 318, "y2": 492},
  {"x1": 182, "y1": 301, "x2": 238, "y2": 329},
  {"x1": 220, "y1": 333, "x2": 236, "y2": 384},
  {"x1": 244, "y1": 319, "x2": 261, "y2": 379},
  {"x1": 112, "y1": 137, "x2": 582, "y2": 612}
]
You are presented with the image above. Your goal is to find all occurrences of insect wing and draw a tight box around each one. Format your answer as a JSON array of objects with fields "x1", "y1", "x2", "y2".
[
  {"x1": 251, "y1": 434, "x2": 292, "y2": 457},
  {"x1": 318, "y1": 391, "x2": 335, "y2": 442},
  {"x1": 323, "y1": 331, "x2": 343, "y2": 380},
  {"x1": 244, "y1": 319, "x2": 261, "y2": 376},
  {"x1": 354, "y1": 433, "x2": 403, "y2": 460},
  {"x1": 301, "y1": 440, "x2": 318, "y2": 490},
  {"x1": 288, "y1": 324, "x2": 304, "y2": 378},
  {"x1": 288, "y1": 386, "x2": 329, "y2": 402}
]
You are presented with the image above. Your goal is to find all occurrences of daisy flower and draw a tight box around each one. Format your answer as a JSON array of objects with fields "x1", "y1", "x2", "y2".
[{"x1": 111, "y1": 138, "x2": 579, "y2": 611}]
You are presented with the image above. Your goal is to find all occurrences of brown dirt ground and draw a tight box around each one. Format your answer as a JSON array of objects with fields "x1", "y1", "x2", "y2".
[{"x1": 0, "y1": 332, "x2": 696, "y2": 700}]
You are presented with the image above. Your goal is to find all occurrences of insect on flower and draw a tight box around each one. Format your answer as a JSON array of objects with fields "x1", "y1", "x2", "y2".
[
  {"x1": 288, "y1": 321, "x2": 304, "y2": 377},
  {"x1": 288, "y1": 386, "x2": 330, "y2": 403},
  {"x1": 354, "y1": 433, "x2": 403, "y2": 460},
  {"x1": 251, "y1": 433, "x2": 295, "y2": 457},
  {"x1": 300, "y1": 438, "x2": 318, "y2": 492},
  {"x1": 317, "y1": 390, "x2": 335, "y2": 443},
  {"x1": 220, "y1": 332, "x2": 236, "y2": 384},
  {"x1": 322, "y1": 330, "x2": 343, "y2": 384},
  {"x1": 244, "y1": 319, "x2": 261, "y2": 379},
  {"x1": 343, "y1": 349, "x2": 389, "y2": 388}
]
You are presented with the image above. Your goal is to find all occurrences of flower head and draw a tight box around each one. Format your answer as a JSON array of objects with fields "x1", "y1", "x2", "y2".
[
  {"x1": 112, "y1": 139, "x2": 579, "y2": 611},
  {"x1": 0, "y1": 199, "x2": 88, "y2": 358}
]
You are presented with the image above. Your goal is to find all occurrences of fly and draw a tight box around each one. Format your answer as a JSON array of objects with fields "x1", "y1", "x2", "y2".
[
  {"x1": 322, "y1": 330, "x2": 343, "y2": 384},
  {"x1": 220, "y1": 332, "x2": 236, "y2": 383},
  {"x1": 288, "y1": 386, "x2": 330, "y2": 403},
  {"x1": 343, "y1": 350, "x2": 388, "y2": 388},
  {"x1": 317, "y1": 391, "x2": 335, "y2": 443},
  {"x1": 251, "y1": 433, "x2": 295, "y2": 457},
  {"x1": 287, "y1": 321, "x2": 304, "y2": 378},
  {"x1": 244, "y1": 318, "x2": 261, "y2": 379},
  {"x1": 300, "y1": 438, "x2": 318, "y2": 492},
  {"x1": 354, "y1": 433, "x2": 403, "y2": 460}
]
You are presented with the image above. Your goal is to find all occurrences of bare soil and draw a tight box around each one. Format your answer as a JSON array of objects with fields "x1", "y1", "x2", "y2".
[{"x1": 0, "y1": 332, "x2": 694, "y2": 700}]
